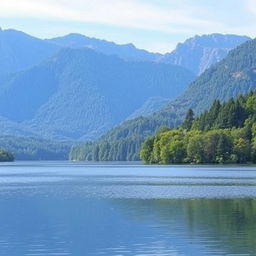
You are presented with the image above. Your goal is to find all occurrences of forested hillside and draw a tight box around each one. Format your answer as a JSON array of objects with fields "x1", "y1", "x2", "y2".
[
  {"x1": 126, "y1": 97, "x2": 169, "y2": 120},
  {"x1": 0, "y1": 48, "x2": 194, "y2": 140},
  {"x1": 0, "y1": 136, "x2": 72, "y2": 160},
  {"x1": 140, "y1": 92, "x2": 256, "y2": 164},
  {"x1": 0, "y1": 29, "x2": 252, "y2": 161},
  {"x1": 71, "y1": 38, "x2": 256, "y2": 161}
]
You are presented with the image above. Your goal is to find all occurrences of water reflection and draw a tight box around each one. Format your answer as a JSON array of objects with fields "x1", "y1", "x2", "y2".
[
  {"x1": 0, "y1": 163, "x2": 255, "y2": 255},
  {"x1": 0, "y1": 196, "x2": 256, "y2": 255}
]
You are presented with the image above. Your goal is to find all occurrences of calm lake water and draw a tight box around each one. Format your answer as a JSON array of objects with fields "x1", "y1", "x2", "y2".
[{"x1": 0, "y1": 162, "x2": 256, "y2": 256}]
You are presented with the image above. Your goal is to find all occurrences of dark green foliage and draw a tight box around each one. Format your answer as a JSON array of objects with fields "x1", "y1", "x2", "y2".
[
  {"x1": 192, "y1": 94, "x2": 249, "y2": 131},
  {"x1": 182, "y1": 109, "x2": 194, "y2": 130},
  {"x1": 0, "y1": 136, "x2": 72, "y2": 160},
  {"x1": 140, "y1": 92, "x2": 256, "y2": 164},
  {"x1": 0, "y1": 149, "x2": 14, "y2": 162}
]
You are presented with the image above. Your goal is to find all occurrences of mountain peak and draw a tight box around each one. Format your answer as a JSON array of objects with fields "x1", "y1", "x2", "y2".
[{"x1": 161, "y1": 34, "x2": 251, "y2": 75}]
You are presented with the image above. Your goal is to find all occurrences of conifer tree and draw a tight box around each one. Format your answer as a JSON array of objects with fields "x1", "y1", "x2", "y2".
[{"x1": 182, "y1": 109, "x2": 194, "y2": 130}]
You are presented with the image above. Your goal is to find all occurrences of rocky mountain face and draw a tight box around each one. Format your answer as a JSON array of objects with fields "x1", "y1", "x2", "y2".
[{"x1": 161, "y1": 34, "x2": 251, "y2": 75}]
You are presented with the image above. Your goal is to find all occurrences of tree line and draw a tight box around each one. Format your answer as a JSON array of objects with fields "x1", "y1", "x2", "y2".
[{"x1": 140, "y1": 92, "x2": 256, "y2": 164}]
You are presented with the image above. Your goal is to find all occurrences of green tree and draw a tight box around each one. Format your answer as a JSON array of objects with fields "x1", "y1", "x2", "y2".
[
  {"x1": 233, "y1": 138, "x2": 251, "y2": 163},
  {"x1": 140, "y1": 136, "x2": 155, "y2": 164},
  {"x1": 182, "y1": 109, "x2": 194, "y2": 130},
  {"x1": 186, "y1": 134, "x2": 205, "y2": 163}
]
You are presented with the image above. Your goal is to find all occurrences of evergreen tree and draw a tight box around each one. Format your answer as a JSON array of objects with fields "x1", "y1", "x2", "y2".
[{"x1": 182, "y1": 109, "x2": 194, "y2": 130}]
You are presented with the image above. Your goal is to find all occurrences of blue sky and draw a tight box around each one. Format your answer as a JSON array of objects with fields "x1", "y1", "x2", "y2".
[{"x1": 0, "y1": 0, "x2": 255, "y2": 53}]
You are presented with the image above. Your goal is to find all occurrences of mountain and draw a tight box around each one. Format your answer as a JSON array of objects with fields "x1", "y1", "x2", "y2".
[
  {"x1": 47, "y1": 33, "x2": 161, "y2": 62},
  {"x1": 48, "y1": 33, "x2": 250, "y2": 76},
  {"x1": 70, "y1": 37, "x2": 256, "y2": 161},
  {"x1": 0, "y1": 48, "x2": 194, "y2": 140},
  {"x1": 160, "y1": 34, "x2": 251, "y2": 75},
  {"x1": 0, "y1": 29, "x2": 59, "y2": 75},
  {"x1": 0, "y1": 29, "x2": 249, "y2": 79},
  {"x1": 126, "y1": 97, "x2": 170, "y2": 120}
]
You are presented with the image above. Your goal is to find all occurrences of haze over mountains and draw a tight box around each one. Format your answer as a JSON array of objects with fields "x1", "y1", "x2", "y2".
[
  {"x1": 0, "y1": 28, "x2": 252, "y2": 159},
  {"x1": 161, "y1": 34, "x2": 250, "y2": 75},
  {"x1": 0, "y1": 29, "x2": 194, "y2": 140},
  {"x1": 0, "y1": 48, "x2": 194, "y2": 140},
  {"x1": 47, "y1": 33, "x2": 161, "y2": 62},
  {"x1": 0, "y1": 29, "x2": 59, "y2": 75},
  {"x1": 0, "y1": 29, "x2": 249, "y2": 77}
]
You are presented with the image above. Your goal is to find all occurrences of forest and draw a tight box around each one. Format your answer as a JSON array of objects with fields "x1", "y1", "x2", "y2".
[
  {"x1": 140, "y1": 91, "x2": 256, "y2": 164},
  {"x1": 0, "y1": 136, "x2": 72, "y2": 160}
]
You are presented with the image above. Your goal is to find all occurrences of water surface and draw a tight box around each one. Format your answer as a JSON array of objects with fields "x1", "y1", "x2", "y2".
[{"x1": 0, "y1": 162, "x2": 256, "y2": 255}]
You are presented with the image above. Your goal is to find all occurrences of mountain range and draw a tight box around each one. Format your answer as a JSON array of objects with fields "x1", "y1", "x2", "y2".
[
  {"x1": 0, "y1": 28, "x2": 252, "y2": 159},
  {"x1": 47, "y1": 33, "x2": 161, "y2": 62},
  {"x1": 1, "y1": 29, "x2": 249, "y2": 77},
  {"x1": 0, "y1": 47, "x2": 194, "y2": 140},
  {"x1": 71, "y1": 37, "x2": 256, "y2": 161}
]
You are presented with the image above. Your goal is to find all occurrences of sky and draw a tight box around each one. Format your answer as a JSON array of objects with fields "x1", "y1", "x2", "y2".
[{"x1": 0, "y1": 0, "x2": 255, "y2": 53}]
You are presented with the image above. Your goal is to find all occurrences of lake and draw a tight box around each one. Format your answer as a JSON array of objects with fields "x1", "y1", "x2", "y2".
[{"x1": 0, "y1": 162, "x2": 256, "y2": 256}]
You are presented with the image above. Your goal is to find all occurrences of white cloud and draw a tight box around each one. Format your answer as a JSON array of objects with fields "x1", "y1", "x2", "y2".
[{"x1": 0, "y1": 0, "x2": 224, "y2": 34}]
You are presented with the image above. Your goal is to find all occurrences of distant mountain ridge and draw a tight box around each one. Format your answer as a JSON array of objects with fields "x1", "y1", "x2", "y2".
[
  {"x1": 0, "y1": 28, "x2": 250, "y2": 78},
  {"x1": 47, "y1": 33, "x2": 162, "y2": 62},
  {"x1": 48, "y1": 33, "x2": 250, "y2": 76},
  {"x1": 161, "y1": 34, "x2": 251, "y2": 75}
]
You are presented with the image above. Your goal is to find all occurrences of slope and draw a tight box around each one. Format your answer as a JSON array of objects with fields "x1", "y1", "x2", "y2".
[
  {"x1": 161, "y1": 34, "x2": 250, "y2": 75},
  {"x1": 0, "y1": 48, "x2": 195, "y2": 140},
  {"x1": 0, "y1": 29, "x2": 59, "y2": 75}
]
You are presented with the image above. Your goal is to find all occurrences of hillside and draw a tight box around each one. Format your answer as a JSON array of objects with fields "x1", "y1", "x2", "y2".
[
  {"x1": 126, "y1": 97, "x2": 170, "y2": 120},
  {"x1": 70, "y1": 38, "x2": 256, "y2": 161},
  {"x1": 0, "y1": 29, "x2": 59, "y2": 75},
  {"x1": 0, "y1": 48, "x2": 194, "y2": 140},
  {"x1": 161, "y1": 34, "x2": 250, "y2": 75},
  {"x1": 0, "y1": 136, "x2": 72, "y2": 160}
]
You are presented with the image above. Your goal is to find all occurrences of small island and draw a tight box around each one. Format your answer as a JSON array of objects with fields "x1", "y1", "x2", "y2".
[{"x1": 0, "y1": 149, "x2": 14, "y2": 162}]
